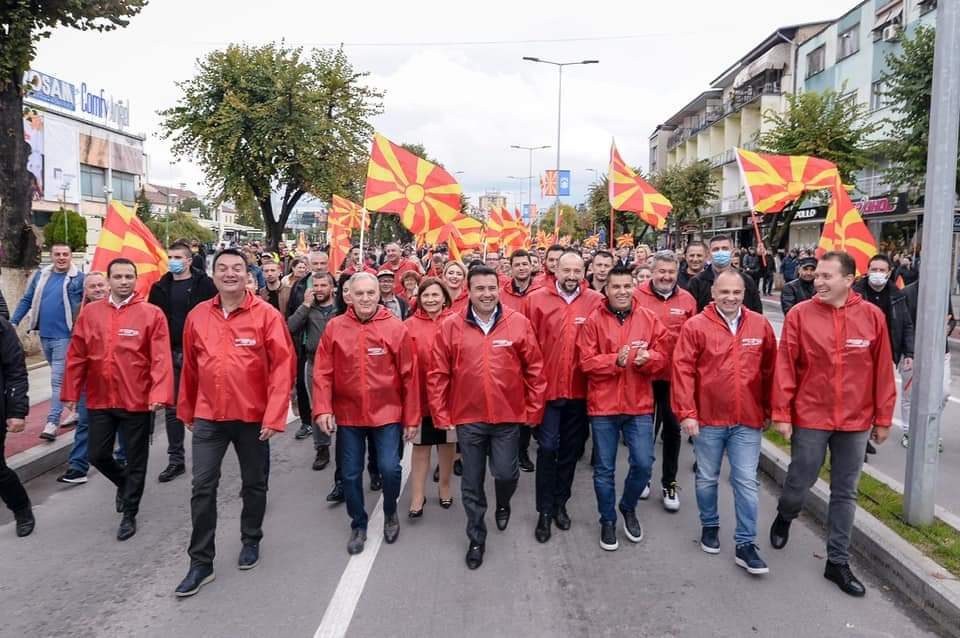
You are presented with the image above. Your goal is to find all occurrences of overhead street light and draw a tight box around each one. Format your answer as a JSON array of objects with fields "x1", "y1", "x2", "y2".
[{"x1": 509, "y1": 144, "x2": 551, "y2": 229}]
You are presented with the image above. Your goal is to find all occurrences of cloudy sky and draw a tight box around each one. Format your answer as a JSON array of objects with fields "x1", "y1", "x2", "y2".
[{"x1": 34, "y1": 0, "x2": 846, "y2": 210}]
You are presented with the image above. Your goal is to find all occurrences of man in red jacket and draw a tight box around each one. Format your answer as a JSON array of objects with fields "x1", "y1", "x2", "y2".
[
  {"x1": 62, "y1": 258, "x2": 173, "y2": 542},
  {"x1": 525, "y1": 251, "x2": 602, "y2": 542},
  {"x1": 174, "y1": 248, "x2": 295, "y2": 598},
  {"x1": 672, "y1": 269, "x2": 776, "y2": 575},
  {"x1": 769, "y1": 251, "x2": 896, "y2": 597},
  {"x1": 499, "y1": 249, "x2": 540, "y2": 313},
  {"x1": 634, "y1": 250, "x2": 697, "y2": 512},
  {"x1": 577, "y1": 266, "x2": 669, "y2": 551},
  {"x1": 429, "y1": 265, "x2": 546, "y2": 569},
  {"x1": 314, "y1": 271, "x2": 419, "y2": 556}
]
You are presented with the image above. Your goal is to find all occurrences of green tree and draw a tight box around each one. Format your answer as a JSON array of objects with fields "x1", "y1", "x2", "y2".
[
  {"x1": 146, "y1": 212, "x2": 215, "y2": 245},
  {"x1": 160, "y1": 43, "x2": 383, "y2": 251},
  {"x1": 880, "y1": 25, "x2": 959, "y2": 195},
  {"x1": 539, "y1": 204, "x2": 593, "y2": 240},
  {"x1": 0, "y1": 1, "x2": 146, "y2": 268},
  {"x1": 757, "y1": 88, "x2": 880, "y2": 248},
  {"x1": 650, "y1": 161, "x2": 718, "y2": 247},
  {"x1": 43, "y1": 209, "x2": 86, "y2": 251},
  {"x1": 134, "y1": 187, "x2": 153, "y2": 222}
]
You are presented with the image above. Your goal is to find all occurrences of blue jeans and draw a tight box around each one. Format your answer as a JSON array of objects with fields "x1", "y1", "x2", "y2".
[
  {"x1": 693, "y1": 425, "x2": 762, "y2": 545},
  {"x1": 340, "y1": 424, "x2": 402, "y2": 530},
  {"x1": 591, "y1": 414, "x2": 655, "y2": 524},
  {"x1": 41, "y1": 337, "x2": 70, "y2": 426}
]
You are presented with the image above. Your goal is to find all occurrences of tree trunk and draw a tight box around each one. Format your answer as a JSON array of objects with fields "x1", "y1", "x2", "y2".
[
  {"x1": 764, "y1": 203, "x2": 800, "y2": 251},
  {"x1": 0, "y1": 74, "x2": 40, "y2": 272}
]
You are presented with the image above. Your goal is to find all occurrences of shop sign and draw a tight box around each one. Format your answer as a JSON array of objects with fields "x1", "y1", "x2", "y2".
[
  {"x1": 23, "y1": 69, "x2": 130, "y2": 128},
  {"x1": 23, "y1": 70, "x2": 75, "y2": 111},
  {"x1": 793, "y1": 205, "x2": 828, "y2": 221},
  {"x1": 855, "y1": 192, "x2": 908, "y2": 216},
  {"x1": 713, "y1": 217, "x2": 728, "y2": 229}
]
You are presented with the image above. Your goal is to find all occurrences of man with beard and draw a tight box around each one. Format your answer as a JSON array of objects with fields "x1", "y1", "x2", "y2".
[
  {"x1": 780, "y1": 256, "x2": 817, "y2": 315},
  {"x1": 677, "y1": 242, "x2": 706, "y2": 290}
]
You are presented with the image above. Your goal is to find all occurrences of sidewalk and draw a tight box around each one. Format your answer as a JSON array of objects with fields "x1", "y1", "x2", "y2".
[{"x1": 8, "y1": 360, "x2": 77, "y2": 482}]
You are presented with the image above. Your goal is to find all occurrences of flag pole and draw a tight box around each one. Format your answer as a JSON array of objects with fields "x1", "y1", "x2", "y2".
[
  {"x1": 609, "y1": 207, "x2": 614, "y2": 250},
  {"x1": 359, "y1": 208, "x2": 367, "y2": 263},
  {"x1": 750, "y1": 211, "x2": 767, "y2": 268}
]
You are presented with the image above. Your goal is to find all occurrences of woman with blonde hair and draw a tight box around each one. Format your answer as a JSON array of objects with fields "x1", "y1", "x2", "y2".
[{"x1": 442, "y1": 260, "x2": 469, "y2": 312}]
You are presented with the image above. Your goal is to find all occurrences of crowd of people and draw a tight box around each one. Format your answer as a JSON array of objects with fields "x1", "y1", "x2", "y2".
[{"x1": 0, "y1": 231, "x2": 953, "y2": 603}]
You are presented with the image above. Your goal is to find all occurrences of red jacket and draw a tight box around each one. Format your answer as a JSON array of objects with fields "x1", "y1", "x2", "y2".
[
  {"x1": 577, "y1": 302, "x2": 669, "y2": 416},
  {"x1": 313, "y1": 306, "x2": 420, "y2": 428},
  {"x1": 405, "y1": 307, "x2": 454, "y2": 419},
  {"x1": 382, "y1": 259, "x2": 422, "y2": 294},
  {"x1": 633, "y1": 282, "x2": 697, "y2": 380},
  {"x1": 499, "y1": 279, "x2": 541, "y2": 313},
  {"x1": 772, "y1": 293, "x2": 896, "y2": 431},
  {"x1": 449, "y1": 288, "x2": 469, "y2": 313},
  {"x1": 671, "y1": 304, "x2": 776, "y2": 428},
  {"x1": 62, "y1": 294, "x2": 174, "y2": 411},
  {"x1": 178, "y1": 292, "x2": 296, "y2": 431},
  {"x1": 428, "y1": 305, "x2": 546, "y2": 427},
  {"x1": 525, "y1": 281, "x2": 604, "y2": 401}
]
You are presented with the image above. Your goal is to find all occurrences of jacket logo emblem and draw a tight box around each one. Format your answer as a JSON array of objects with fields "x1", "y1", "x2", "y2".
[
  {"x1": 741, "y1": 338, "x2": 762, "y2": 347},
  {"x1": 630, "y1": 340, "x2": 649, "y2": 349},
  {"x1": 367, "y1": 347, "x2": 386, "y2": 356},
  {"x1": 491, "y1": 339, "x2": 513, "y2": 348},
  {"x1": 117, "y1": 328, "x2": 139, "y2": 337},
  {"x1": 669, "y1": 308, "x2": 686, "y2": 315},
  {"x1": 234, "y1": 338, "x2": 257, "y2": 347},
  {"x1": 574, "y1": 317, "x2": 587, "y2": 325},
  {"x1": 846, "y1": 338, "x2": 871, "y2": 349}
]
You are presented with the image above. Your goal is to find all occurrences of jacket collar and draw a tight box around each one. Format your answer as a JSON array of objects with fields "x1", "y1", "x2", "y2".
[
  {"x1": 346, "y1": 305, "x2": 392, "y2": 324},
  {"x1": 413, "y1": 306, "x2": 454, "y2": 322},
  {"x1": 465, "y1": 303, "x2": 503, "y2": 330},
  {"x1": 213, "y1": 290, "x2": 255, "y2": 313},
  {"x1": 42, "y1": 263, "x2": 79, "y2": 278}
]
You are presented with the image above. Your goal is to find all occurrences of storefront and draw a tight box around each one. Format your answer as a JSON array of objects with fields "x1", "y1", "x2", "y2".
[{"x1": 858, "y1": 192, "x2": 916, "y2": 255}]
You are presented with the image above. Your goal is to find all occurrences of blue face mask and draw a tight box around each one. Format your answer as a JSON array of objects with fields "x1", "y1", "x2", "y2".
[
  {"x1": 711, "y1": 250, "x2": 732, "y2": 268},
  {"x1": 168, "y1": 259, "x2": 186, "y2": 274}
]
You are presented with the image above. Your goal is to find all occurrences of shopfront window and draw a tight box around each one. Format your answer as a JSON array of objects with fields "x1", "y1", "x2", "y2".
[
  {"x1": 112, "y1": 171, "x2": 136, "y2": 203},
  {"x1": 878, "y1": 219, "x2": 918, "y2": 255}
]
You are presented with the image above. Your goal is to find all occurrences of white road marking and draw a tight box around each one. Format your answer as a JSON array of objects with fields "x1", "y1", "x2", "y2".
[{"x1": 314, "y1": 443, "x2": 412, "y2": 638}]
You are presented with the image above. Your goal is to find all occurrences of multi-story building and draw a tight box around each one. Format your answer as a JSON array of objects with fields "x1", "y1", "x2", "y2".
[
  {"x1": 142, "y1": 183, "x2": 199, "y2": 217},
  {"x1": 478, "y1": 192, "x2": 508, "y2": 213}
]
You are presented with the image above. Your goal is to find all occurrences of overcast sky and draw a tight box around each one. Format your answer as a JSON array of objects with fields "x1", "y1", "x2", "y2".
[{"x1": 34, "y1": 0, "x2": 847, "y2": 211}]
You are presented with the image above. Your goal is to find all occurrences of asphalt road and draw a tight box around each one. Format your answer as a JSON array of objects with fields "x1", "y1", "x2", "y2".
[{"x1": 0, "y1": 416, "x2": 944, "y2": 638}]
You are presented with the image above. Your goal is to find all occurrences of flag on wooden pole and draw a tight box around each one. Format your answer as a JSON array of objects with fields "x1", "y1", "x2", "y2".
[{"x1": 90, "y1": 200, "x2": 168, "y2": 297}]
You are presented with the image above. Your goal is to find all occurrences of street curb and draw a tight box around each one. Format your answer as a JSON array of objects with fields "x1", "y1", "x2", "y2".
[
  {"x1": 26, "y1": 361, "x2": 47, "y2": 372},
  {"x1": 758, "y1": 439, "x2": 960, "y2": 638},
  {"x1": 860, "y1": 463, "x2": 960, "y2": 533},
  {"x1": 9, "y1": 429, "x2": 74, "y2": 483}
]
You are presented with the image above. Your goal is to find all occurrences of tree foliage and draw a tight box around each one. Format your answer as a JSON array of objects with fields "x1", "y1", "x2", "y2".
[
  {"x1": 757, "y1": 89, "x2": 880, "y2": 248},
  {"x1": 649, "y1": 160, "x2": 718, "y2": 246},
  {"x1": 160, "y1": 43, "x2": 383, "y2": 251},
  {"x1": 145, "y1": 212, "x2": 215, "y2": 245},
  {"x1": 43, "y1": 209, "x2": 86, "y2": 251},
  {"x1": 880, "y1": 25, "x2": 959, "y2": 195},
  {"x1": 539, "y1": 204, "x2": 594, "y2": 240},
  {"x1": 135, "y1": 187, "x2": 152, "y2": 222},
  {"x1": 0, "y1": 1, "x2": 146, "y2": 267}
]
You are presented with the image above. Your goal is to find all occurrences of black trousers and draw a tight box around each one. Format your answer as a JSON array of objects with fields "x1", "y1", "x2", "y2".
[
  {"x1": 88, "y1": 409, "x2": 152, "y2": 516},
  {"x1": 535, "y1": 399, "x2": 588, "y2": 514},
  {"x1": 163, "y1": 349, "x2": 186, "y2": 466},
  {"x1": 457, "y1": 423, "x2": 519, "y2": 545},
  {"x1": 652, "y1": 380, "x2": 681, "y2": 488},
  {"x1": 189, "y1": 419, "x2": 267, "y2": 568},
  {"x1": 0, "y1": 426, "x2": 29, "y2": 514},
  {"x1": 519, "y1": 426, "x2": 532, "y2": 454},
  {"x1": 295, "y1": 345, "x2": 312, "y2": 427}
]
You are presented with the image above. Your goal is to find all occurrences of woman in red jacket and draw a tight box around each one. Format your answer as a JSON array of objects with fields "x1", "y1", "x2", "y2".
[
  {"x1": 442, "y1": 260, "x2": 469, "y2": 312},
  {"x1": 404, "y1": 278, "x2": 455, "y2": 517}
]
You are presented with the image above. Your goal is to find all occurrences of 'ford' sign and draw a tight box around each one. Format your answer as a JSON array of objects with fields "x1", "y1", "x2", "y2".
[{"x1": 23, "y1": 70, "x2": 76, "y2": 111}]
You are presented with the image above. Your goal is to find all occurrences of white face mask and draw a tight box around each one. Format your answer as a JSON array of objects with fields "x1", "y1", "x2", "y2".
[{"x1": 868, "y1": 272, "x2": 889, "y2": 287}]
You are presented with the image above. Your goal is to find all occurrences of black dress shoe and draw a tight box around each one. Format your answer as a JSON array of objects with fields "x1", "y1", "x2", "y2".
[
  {"x1": 294, "y1": 423, "x2": 312, "y2": 440},
  {"x1": 465, "y1": 542, "x2": 485, "y2": 569},
  {"x1": 117, "y1": 515, "x2": 137, "y2": 541},
  {"x1": 518, "y1": 450, "x2": 535, "y2": 473},
  {"x1": 14, "y1": 506, "x2": 35, "y2": 538},
  {"x1": 495, "y1": 505, "x2": 511, "y2": 531},
  {"x1": 769, "y1": 514, "x2": 791, "y2": 550},
  {"x1": 158, "y1": 463, "x2": 186, "y2": 483},
  {"x1": 326, "y1": 483, "x2": 345, "y2": 504},
  {"x1": 369, "y1": 474, "x2": 383, "y2": 492},
  {"x1": 554, "y1": 506, "x2": 571, "y2": 531},
  {"x1": 238, "y1": 543, "x2": 260, "y2": 570},
  {"x1": 175, "y1": 564, "x2": 215, "y2": 597},
  {"x1": 347, "y1": 528, "x2": 366, "y2": 555},
  {"x1": 384, "y1": 513, "x2": 400, "y2": 544},
  {"x1": 535, "y1": 513, "x2": 552, "y2": 543},
  {"x1": 824, "y1": 561, "x2": 866, "y2": 597},
  {"x1": 453, "y1": 459, "x2": 463, "y2": 476},
  {"x1": 865, "y1": 441, "x2": 877, "y2": 455},
  {"x1": 313, "y1": 446, "x2": 330, "y2": 471}
]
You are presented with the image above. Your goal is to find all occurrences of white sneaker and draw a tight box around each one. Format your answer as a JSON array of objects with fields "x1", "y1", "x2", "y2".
[
  {"x1": 39, "y1": 422, "x2": 58, "y2": 441},
  {"x1": 662, "y1": 483, "x2": 679, "y2": 512},
  {"x1": 639, "y1": 482, "x2": 651, "y2": 500}
]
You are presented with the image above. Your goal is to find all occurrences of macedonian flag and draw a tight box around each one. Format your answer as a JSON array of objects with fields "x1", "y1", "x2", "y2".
[
  {"x1": 501, "y1": 209, "x2": 530, "y2": 254},
  {"x1": 735, "y1": 148, "x2": 839, "y2": 213},
  {"x1": 816, "y1": 175, "x2": 878, "y2": 275},
  {"x1": 90, "y1": 200, "x2": 168, "y2": 297},
  {"x1": 608, "y1": 141, "x2": 671, "y2": 230},
  {"x1": 485, "y1": 206, "x2": 506, "y2": 252},
  {"x1": 329, "y1": 194, "x2": 368, "y2": 231},
  {"x1": 424, "y1": 213, "x2": 484, "y2": 262},
  {"x1": 363, "y1": 133, "x2": 463, "y2": 236}
]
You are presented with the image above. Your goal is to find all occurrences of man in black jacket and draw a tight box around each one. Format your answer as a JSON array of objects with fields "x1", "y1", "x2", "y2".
[
  {"x1": 0, "y1": 317, "x2": 32, "y2": 537},
  {"x1": 286, "y1": 251, "x2": 330, "y2": 440},
  {"x1": 687, "y1": 235, "x2": 763, "y2": 314},
  {"x1": 147, "y1": 240, "x2": 218, "y2": 482},
  {"x1": 677, "y1": 241, "x2": 706, "y2": 290},
  {"x1": 781, "y1": 256, "x2": 817, "y2": 315}
]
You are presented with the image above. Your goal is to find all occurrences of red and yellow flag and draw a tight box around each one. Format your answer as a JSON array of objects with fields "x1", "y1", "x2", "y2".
[
  {"x1": 616, "y1": 233, "x2": 634, "y2": 248},
  {"x1": 485, "y1": 206, "x2": 506, "y2": 252},
  {"x1": 363, "y1": 133, "x2": 462, "y2": 236},
  {"x1": 583, "y1": 234, "x2": 600, "y2": 249},
  {"x1": 535, "y1": 230, "x2": 551, "y2": 250},
  {"x1": 425, "y1": 214, "x2": 484, "y2": 263},
  {"x1": 501, "y1": 209, "x2": 529, "y2": 254},
  {"x1": 816, "y1": 175, "x2": 878, "y2": 276},
  {"x1": 91, "y1": 200, "x2": 168, "y2": 297},
  {"x1": 735, "y1": 148, "x2": 839, "y2": 213},
  {"x1": 327, "y1": 195, "x2": 369, "y2": 273},
  {"x1": 608, "y1": 141, "x2": 671, "y2": 230}
]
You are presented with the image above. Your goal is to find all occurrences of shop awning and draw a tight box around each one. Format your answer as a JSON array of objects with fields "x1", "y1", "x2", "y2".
[{"x1": 733, "y1": 43, "x2": 790, "y2": 89}]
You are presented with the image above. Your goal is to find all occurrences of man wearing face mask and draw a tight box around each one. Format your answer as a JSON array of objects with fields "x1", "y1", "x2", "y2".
[
  {"x1": 780, "y1": 256, "x2": 817, "y2": 315},
  {"x1": 687, "y1": 235, "x2": 763, "y2": 314},
  {"x1": 148, "y1": 240, "x2": 218, "y2": 483}
]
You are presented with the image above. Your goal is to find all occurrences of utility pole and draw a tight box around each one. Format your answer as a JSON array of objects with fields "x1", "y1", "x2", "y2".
[{"x1": 904, "y1": 0, "x2": 960, "y2": 525}]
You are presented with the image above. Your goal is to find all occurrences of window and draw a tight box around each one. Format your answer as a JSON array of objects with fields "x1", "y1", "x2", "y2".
[
  {"x1": 919, "y1": 0, "x2": 937, "y2": 16},
  {"x1": 837, "y1": 25, "x2": 860, "y2": 60},
  {"x1": 112, "y1": 171, "x2": 136, "y2": 203},
  {"x1": 80, "y1": 164, "x2": 105, "y2": 199},
  {"x1": 806, "y1": 45, "x2": 826, "y2": 78},
  {"x1": 871, "y1": 80, "x2": 888, "y2": 110}
]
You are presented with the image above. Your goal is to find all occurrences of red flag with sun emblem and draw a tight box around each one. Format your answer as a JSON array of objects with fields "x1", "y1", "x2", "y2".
[
  {"x1": 363, "y1": 133, "x2": 463, "y2": 236},
  {"x1": 90, "y1": 200, "x2": 168, "y2": 297},
  {"x1": 608, "y1": 141, "x2": 671, "y2": 230},
  {"x1": 735, "y1": 148, "x2": 839, "y2": 213}
]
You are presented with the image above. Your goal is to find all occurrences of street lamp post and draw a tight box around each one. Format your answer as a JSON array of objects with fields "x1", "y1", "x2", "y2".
[
  {"x1": 510, "y1": 144, "x2": 550, "y2": 229},
  {"x1": 522, "y1": 57, "x2": 598, "y2": 235}
]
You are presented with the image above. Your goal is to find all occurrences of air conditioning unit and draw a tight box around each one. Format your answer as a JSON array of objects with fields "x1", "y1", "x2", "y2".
[{"x1": 882, "y1": 25, "x2": 901, "y2": 42}]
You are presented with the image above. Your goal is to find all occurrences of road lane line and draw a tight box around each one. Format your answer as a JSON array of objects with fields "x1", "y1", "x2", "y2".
[{"x1": 314, "y1": 443, "x2": 412, "y2": 638}]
